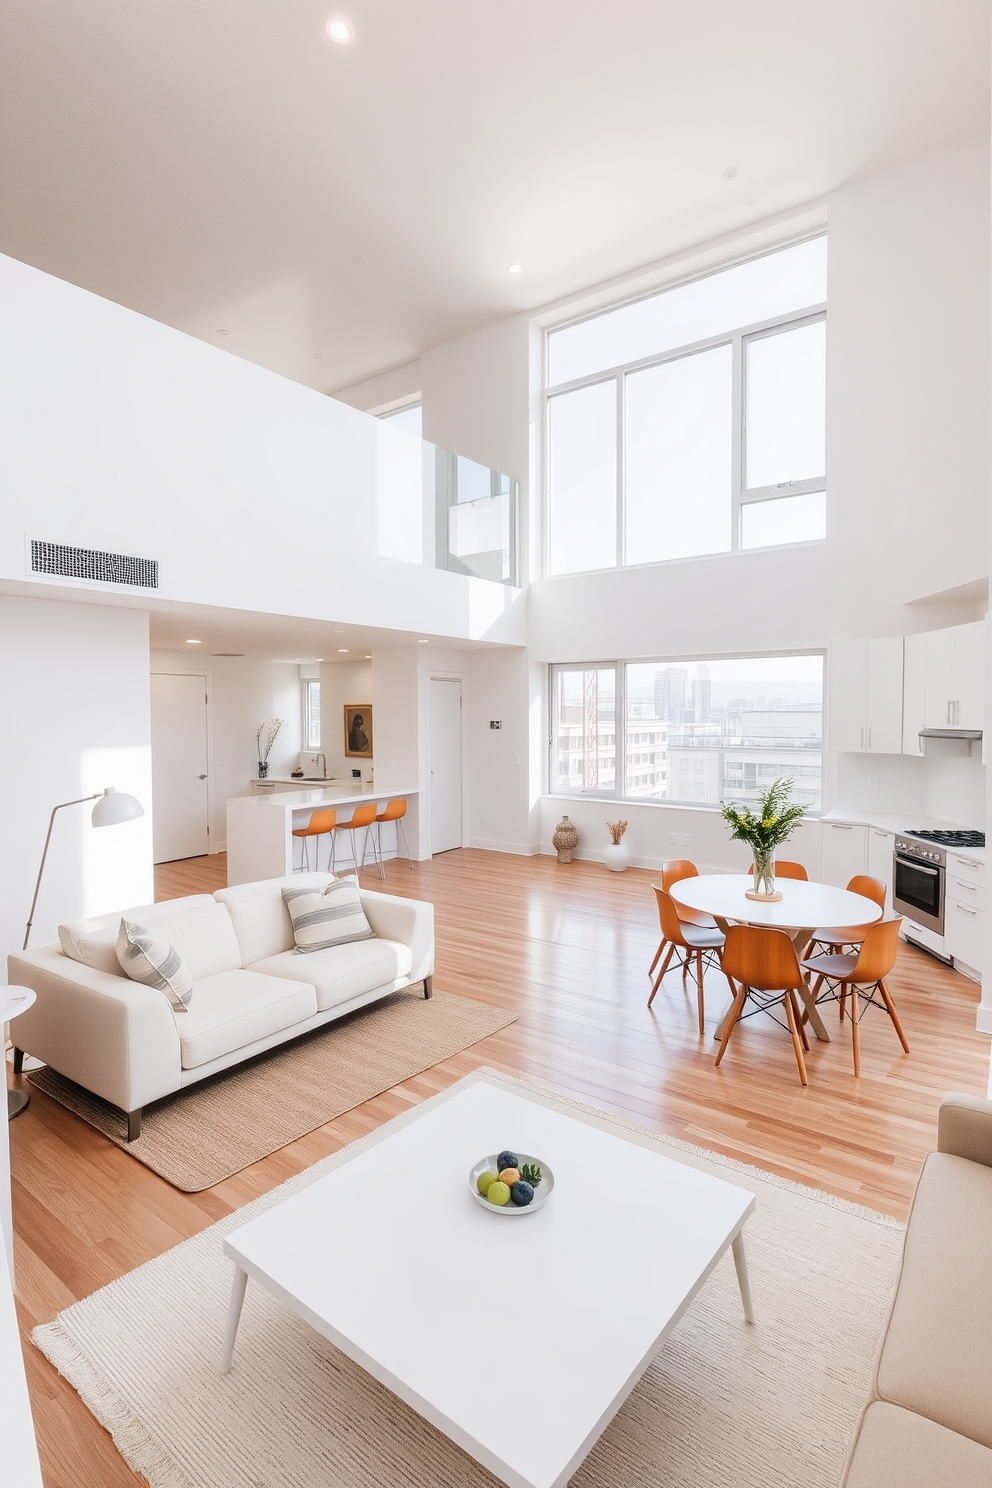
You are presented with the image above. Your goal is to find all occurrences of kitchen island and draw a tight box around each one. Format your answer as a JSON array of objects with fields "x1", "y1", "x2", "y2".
[{"x1": 227, "y1": 783, "x2": 419, "y2": 885}]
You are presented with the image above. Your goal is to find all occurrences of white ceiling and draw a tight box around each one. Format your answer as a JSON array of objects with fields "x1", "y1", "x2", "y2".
[{"x1": 2, "y1": 0, "x2": 988, "y2": 396}]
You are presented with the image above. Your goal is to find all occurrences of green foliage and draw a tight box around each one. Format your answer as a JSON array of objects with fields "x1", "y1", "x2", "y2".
[
  {"x1": 519, "y1": 1162, "x2": 542, "y2": 1188},
  {"x1": 720, "y1": 777, "x2": 806, "y2": 854}
]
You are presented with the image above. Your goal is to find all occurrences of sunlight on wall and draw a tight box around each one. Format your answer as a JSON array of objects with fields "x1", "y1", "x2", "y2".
[
  {"x1": 375, "y1": 421, "x2": 424, "y2": 563},
  {"x1": 468, "y1": 577, "x2": 515, "y2": 639},
  {"x1": 81, "y1": 746, "x2": 154, "y2": 915}
]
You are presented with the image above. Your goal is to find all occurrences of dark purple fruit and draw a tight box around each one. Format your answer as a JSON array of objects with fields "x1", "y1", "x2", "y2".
[
  {"x1": 510, "y1": 1180, "x2": 534, "y2": 1207},
  {"x1": 497, "y1": 1149, "x2": 519, "y2": 1171}
]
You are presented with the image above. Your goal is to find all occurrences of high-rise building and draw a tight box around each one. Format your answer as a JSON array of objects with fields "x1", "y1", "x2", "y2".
[
  {"x1": 654, "y1": 666, "x2": 688, "y2": 722},
  {"x1": 693, "y1": 664, "x2": 711, "y2": 724}
]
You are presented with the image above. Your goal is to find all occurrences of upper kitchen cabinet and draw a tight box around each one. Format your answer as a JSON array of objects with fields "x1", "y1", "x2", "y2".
[
  {"x1": 903, "y1": 621, "x2": 986, "y2": 753},
  {"x1": 830, "y1": 637, "x2": 904, "y2": 754}
]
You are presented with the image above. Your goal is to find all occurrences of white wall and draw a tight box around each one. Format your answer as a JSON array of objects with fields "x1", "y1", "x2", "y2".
[
  {"x1": 150, "y1": 650, "x2": 302, "y2": 850},
  {"x1": 1, "y1": 596, "x2": 153, "y2": 968},
  {"x1": 465, "y1": 647, "x2": 541, "y2": 854},
  {"x1": 319, "y1": 658, "x2": 373, "y2": 779},
  {"x1": 0, "y1": 253, "x2": 526, "y2": 649}
]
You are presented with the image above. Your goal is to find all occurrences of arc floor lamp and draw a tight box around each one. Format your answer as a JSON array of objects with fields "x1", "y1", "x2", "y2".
[{"x1": 8, "y1": 787, "x2": 144, "y2": 1120}]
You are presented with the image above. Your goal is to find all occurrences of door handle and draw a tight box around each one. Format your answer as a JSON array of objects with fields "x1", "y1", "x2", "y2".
[
  {"x1": 866, "y1": 726, "x2": 871, "y2": 749},
  {"x1": 859, "y1": 726, "x2": 864, "y2": 750},
  {"x1": 198, "y1": 774, "x2": 208, "y2": 780}
]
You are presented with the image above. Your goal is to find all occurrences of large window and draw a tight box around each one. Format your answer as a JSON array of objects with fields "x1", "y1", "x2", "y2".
[
  {"x1": 550, "y1": 654, "x2": 823, "y2": 811},
  {"x1": 303, "y1": 678, "x2": 321, "y2": 750},
  {"x1": 546, "y1": 237, "x2": 827, "y2": 575}
]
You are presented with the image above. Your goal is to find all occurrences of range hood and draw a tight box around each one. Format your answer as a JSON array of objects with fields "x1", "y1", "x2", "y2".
[
  {"x1": 918, "y1": 727, "x2": 983, "y2": 757},
  {"x1": 919, "y1": 727, "x2": 983, "y2": 740}
]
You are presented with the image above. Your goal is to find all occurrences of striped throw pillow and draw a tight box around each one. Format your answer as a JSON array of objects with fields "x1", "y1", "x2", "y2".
[
  {"x1": 116, "y1": 918, "x2": 194, "y2": 1011},
  {"x1": 283, "y1": 879, "x2": 375, "y2": 953}
]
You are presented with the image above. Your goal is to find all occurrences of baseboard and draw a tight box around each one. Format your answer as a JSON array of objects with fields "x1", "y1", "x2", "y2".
[
  {"x1": 467, "y1": 837, "x2": 541, "y2": 856},
  {"x1": 976, "y1": 1004, "x2": 992, "y2": 1035}
]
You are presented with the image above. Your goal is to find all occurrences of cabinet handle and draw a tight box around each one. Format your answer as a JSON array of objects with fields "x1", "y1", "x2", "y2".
[
  {"x1": 867, "y1": 726, "x2": 871, "y2": 749},
  {"x1": 829, "y1": 824, "x2": 853, "y2": 830},
  {"x1": 956, "y1": 904, "x2": 978, "y2": 916},
  {"x1": 859, "y1": 726, "x2": 864, "y2": 750},
  {"x1": 955, "y1": 857, "x2": 982, "y2": 868},
  {"x1": 873, "y1": 829, "x2": 889, "y2": 837},
  {"x1": 953, "y1": 879, "x2": 979, "y2": 892}
]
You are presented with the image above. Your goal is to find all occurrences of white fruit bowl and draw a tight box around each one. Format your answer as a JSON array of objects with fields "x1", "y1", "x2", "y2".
[{"x1": 468, "y1": 1152, "x2": 555, "y2": 1217}]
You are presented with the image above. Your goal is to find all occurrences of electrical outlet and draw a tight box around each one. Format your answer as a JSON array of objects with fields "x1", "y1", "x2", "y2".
[
  {"x1": 668, "y1": 832, "x2": 677, "y2": 845},
  {"x1": 481, "y1": 813, "x2": 487, "y2": 824},
  {"x1": 681, "y1": 833, "x2": 692, "y2": 847},
  {"x1": 217, "y1": 755, "x2": 227, "y2": 766},
  {"x1": 513, "y1": 753, "x2": 521, "y2": 766},
  {"x1": 868, "y1": 776, "x2": 879, "y2": 792}
]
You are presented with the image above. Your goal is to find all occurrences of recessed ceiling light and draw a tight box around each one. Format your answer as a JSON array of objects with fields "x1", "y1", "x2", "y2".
[
  {"x1": 746, "y1": 198, "x2": 758, "y2": 211},
  {"x1": 418, "y1": 638, "x2": 429, "y2": 644},
  {"x1": 348, "y1": 254, "x2": 366, "y2": 267},
  {"x1": 326, "y1": 18, "x2": 353, "y2": 43},
  {"x1": 507, "y1": 263, "x2": 523, "y2": 274},
  {"x1": 720, "y1": 166, "x2": 740, "y2": 182},
  {"x1": 215, "y1": 328, "x2": 231, "y2": 337},
  {"x1": 337, "y1": 648, "x2": 349, "y2": 653},
  {"x1": 186, "y1": 638, "x2": 201, "y2": 644},
  {"x1": 364, "y1": 654, "x2": 372, "y2": 659},
  {"x1": 312, "y1": 352, "x2": 323, "y2": 360}
]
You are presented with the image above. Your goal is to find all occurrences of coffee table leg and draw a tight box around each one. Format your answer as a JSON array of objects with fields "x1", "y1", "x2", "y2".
[
  {"x1": 220, "y1": 1267, "x2": 248, "y2": 1374},
  {"x1": 731, "y1": 1232, "x2": 755, "y2": 1324}
]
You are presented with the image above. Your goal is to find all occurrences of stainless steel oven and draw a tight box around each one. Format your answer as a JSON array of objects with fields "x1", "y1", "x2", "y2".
[{"x1": 893, "y1": 837, "x2": 945, "y2": 935}]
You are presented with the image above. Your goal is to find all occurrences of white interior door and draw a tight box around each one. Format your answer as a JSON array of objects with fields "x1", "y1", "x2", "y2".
[
  {"x1": 429, "y1": 677, "x2": 462, "y2": 854},
  {"x1": 151, "y1": 673, "x2": 209, "y2": 862}
]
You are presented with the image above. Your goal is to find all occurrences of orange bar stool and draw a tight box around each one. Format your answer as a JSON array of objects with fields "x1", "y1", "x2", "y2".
[
  {"x1": 333, "y1": 801, "x2": 381, "y2": 877},
  {"x1": 374, "y1": 798, "x2": 413, "y2": 874},
  {"x1": 291, "y1": 808, "x2": 337, "y2": 873}
]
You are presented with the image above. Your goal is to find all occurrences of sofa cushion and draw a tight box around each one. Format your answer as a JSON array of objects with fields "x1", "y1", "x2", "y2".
[
  {"x1": 283, "y1": 879, "x2": 374, "y2": 952},
  {"x1": 59, "y1": 895, "x2": 215, "y2": 976},
  {"x1": 875, "y1": 1151, "x2": 992, "y2": 1448},
  {"x1": 842, "y1": 1402, "x2": 992, "y2": 1488},
  {"x1": 215, "y1": 874, "x2": 334, "y2": 964},
  {"x1": 116, "y1": 919, "x2": 194, "y2": 1011},
  {"x1": 249, "y1": 938, "x2": 412, "y2": 1011},
  {"x1": 149, "y1": 902, "x2": 242, "y2": 980},
  {"x1": 176, "y1": 970, "x2": 317, "y2": 1069}
]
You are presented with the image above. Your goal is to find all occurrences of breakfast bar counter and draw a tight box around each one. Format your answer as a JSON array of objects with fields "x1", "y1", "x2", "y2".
[{"x1": 226, "y1": 784, "x2": 419, "y2": 884}]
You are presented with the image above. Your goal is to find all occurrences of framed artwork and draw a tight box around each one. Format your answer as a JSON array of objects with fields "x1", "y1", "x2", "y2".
[{"x1": 344, "y1": 704, "x2": 373, "y2": 758}]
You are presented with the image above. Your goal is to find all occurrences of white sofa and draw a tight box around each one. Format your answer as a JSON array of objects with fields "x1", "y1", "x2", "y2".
[{"x1": 6, "y1": 873, "x2": 434, "y2": 1140}]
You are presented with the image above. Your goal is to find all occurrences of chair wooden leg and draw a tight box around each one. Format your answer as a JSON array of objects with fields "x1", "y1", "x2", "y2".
[
  {"x1": 789, "y1": 989, "x2": 810, "y2": 1051},
  {"x1": 850, "y1": 988, "x2": 862, "y2": 1077},
  {"x1": 877, "y1": 979, "x2": 910, "y2": 1052},
  {"x1": 715, "y1": 986, "x2": 747, "y2": 1067},
  {"x1": 784, "y1": 991, "x2": 809, "y2": 1086},
  {"x1": 647, "y1": 944, "x2": 675, "y2": 1006},
  {"x1": 695, "y1": 950, "x2": 705, "y2": 1036},
  {"x1": 648, "y1": 939, "x2": 665, "y2": 977},
  {"x1": 839, "y1": 982, "x2": 848, "y2": 1020}
]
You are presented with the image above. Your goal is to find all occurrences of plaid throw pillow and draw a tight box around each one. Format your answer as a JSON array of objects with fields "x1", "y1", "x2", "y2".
[
  {"x1": 282, "y1": 879, "x2": 375, "y2": 953},
  {"x1": 115, "y1": 918, "x2": 193, "y2": 1011}
]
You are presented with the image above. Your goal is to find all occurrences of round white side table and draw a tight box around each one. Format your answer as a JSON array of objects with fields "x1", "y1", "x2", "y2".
[{"x1": 4, "y1": 987, "x2": 36, "y2": 1121}]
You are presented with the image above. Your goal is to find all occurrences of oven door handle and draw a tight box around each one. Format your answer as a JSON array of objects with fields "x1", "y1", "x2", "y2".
[{"x1": 895, "y1": 857, "x2": 941, "y2": 879}]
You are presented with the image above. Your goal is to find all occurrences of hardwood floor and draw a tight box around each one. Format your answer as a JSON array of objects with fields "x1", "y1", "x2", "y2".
[{"x1": 9, "y1": 848, "x2": 991, "y2": 1486}]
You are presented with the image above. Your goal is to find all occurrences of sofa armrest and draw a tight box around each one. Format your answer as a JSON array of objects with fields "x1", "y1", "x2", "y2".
[
  {"x1": 7, "y1": 946, "x2": 182, "y2": 1114},
  {"x1": 358, "y1": 891, "x2": 435, "y2": 985},
  {"x1": 937, "y1": 1092, "x2": 992, "y2": 1167}
]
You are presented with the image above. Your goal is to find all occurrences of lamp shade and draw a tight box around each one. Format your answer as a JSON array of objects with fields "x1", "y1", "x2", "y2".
[{"x1": 91, "y1": 787, "x2": 145, "y2": 827}]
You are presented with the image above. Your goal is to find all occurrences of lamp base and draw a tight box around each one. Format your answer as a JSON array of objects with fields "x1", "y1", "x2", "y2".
[{"x1": 7, "y1": 1088, "x2": 29, "y2": 1120}]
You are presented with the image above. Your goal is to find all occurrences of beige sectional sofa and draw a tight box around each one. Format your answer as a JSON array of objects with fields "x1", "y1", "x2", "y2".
[
  {"x1": 7, "y1": 873, "x2": 434, "y2": 1140},
  {"x1": 841, "y1": 1092, "x2": 992, "y2": 1487}
]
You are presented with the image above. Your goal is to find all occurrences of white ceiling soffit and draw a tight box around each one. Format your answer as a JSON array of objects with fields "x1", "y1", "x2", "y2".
[{"x1": 0, "y1": 1, "x2": 987, "y2": 393}]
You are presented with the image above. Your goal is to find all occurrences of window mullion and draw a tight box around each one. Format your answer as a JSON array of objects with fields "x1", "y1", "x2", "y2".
[
  {"x1": 615, "y1": 662, "x2": 625, "y2": 799},
  {"x1": 731, "y1": 330, "x2": 744, "y2": 553},
  {"x1": 616, "y1": 376, "x2": 625, "y2": 569}
]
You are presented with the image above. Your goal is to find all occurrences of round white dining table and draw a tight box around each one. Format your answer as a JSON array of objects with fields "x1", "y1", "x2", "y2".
[{"x1": 669, "y1": 875, "x2": 883, "y2": 1043}]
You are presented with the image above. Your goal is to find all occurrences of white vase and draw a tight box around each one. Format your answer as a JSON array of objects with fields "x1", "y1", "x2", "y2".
[{"x1": 604, "y1": 842, "x2": 630, "y2": 872}]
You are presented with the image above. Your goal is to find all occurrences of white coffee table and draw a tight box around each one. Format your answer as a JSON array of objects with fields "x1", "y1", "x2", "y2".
[{"x1": 220, "y1": 1079, "x2": 756, "y2": 1488}]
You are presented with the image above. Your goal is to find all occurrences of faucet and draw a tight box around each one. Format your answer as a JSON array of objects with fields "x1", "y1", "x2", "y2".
[{"x1": 316, "y1": 752, "x2": 327, "y2": 779}]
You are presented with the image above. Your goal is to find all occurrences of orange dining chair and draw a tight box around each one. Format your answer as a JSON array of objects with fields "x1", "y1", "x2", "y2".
[
  {"x1": 716, "y1": 924, "x2": 811, "y2": 1085},
  {"x1": 373, "y1": 798, "x2": 413, "y2": 874},
  {"x1": 746, "y1": 859, "x2": 808, "y2": 881},
  {"x1": 648, "y1": 888, "x2": 728, "y2": 1035},
  {"x1": 333, "y1": 802, "x2": 381, "y2": 877},
  {"x1": 647, "y1": 859, "x2": 717, "y2": 981},
  {"x1": 804, "y1": 875, "x2": 887, "y2": 957},
  {"x1": 291, "y1": 808, "x2": 337, "y2": 873},
  {"x1": 801, "y1": 918, "x2": 909, "y2": 1076}
]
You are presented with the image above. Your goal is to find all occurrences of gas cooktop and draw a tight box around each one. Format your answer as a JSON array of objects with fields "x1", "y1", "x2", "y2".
[{"x1": 906, "y1": 829, "x2": 985, "y2": 849}]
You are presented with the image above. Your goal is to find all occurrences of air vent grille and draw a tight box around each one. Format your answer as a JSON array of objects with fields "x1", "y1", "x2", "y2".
[{"x1": 30, "y1": 540, "x2": 159, "y2": 589}]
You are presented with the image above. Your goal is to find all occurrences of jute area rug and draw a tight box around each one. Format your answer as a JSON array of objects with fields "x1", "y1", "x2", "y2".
[
  {"x1": 28, "y1": 987, "x2": 515, "y2": 1191},
  {"x1": 34, "y1": 1067, "x2": 904, "y2": 1488}
]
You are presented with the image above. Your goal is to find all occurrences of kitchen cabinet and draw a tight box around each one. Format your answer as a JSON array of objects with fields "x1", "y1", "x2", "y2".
[
  {"x1": 819, "y1": 821, "x2": 867, "y2": 888},
  {"x1": 944, "y1": 851, "x2": 985, "y2": 980},
  {"x1": 923, "y1": 622, "x2": 985, "y2": 732},
  {"x1": 866, "y1": 827, "x2": 894, "y2": 910},
  {"x1": 902, "y1": 633, "x2": 926, "y2": 757},
  {"x1": 830, "y1": 637, "x2": 903, "y2": 754}
]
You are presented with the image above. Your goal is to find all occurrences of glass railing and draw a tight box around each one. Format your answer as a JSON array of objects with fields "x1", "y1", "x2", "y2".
[{"x1": 374, "y1": 421, "x2": 520, "y2": 587}]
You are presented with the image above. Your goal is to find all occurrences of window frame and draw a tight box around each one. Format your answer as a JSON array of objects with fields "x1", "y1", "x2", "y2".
[
  {"x1": 544, "y1": 236, "x2": 827, "y2": 576},
  {"x1": 548, "y1": 652, "x2": 825, "y2": 812},
  {"x1": 303, "y1": 677, "x2": 321, "y2": 751}
]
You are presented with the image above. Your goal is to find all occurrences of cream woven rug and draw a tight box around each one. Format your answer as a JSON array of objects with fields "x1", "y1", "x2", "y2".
[
  {"x1": 28, "y1": 987, "x2": 515, "y2": 1190},
  {"x1": 34, "y1": 1068, "x2": 903, "y2": 1488}
]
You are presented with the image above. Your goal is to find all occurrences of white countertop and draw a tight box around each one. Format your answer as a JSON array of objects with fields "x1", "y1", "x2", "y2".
[
  {"x1": 231, "y1": 782, "x2": 418, "y2": 810},
  {"x1": 821, "y1": 810, "x2": 986, "y2": 861}
]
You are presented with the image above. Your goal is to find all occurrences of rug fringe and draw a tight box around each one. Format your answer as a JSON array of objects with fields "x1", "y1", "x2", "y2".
[{"x1": 33, "y1": 1321, "x2": 199, "y2": 1488}]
